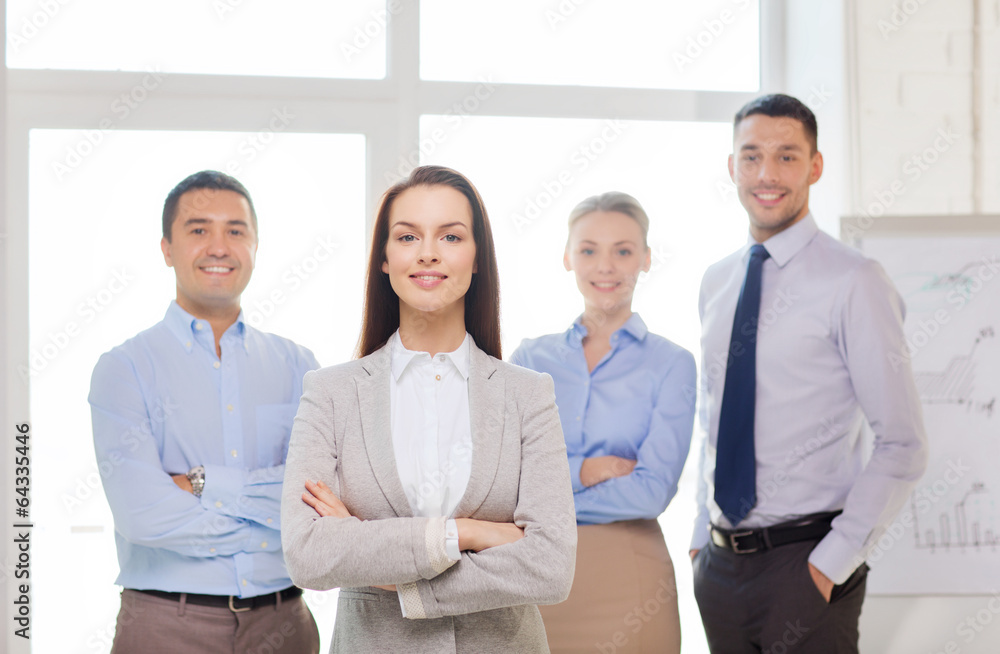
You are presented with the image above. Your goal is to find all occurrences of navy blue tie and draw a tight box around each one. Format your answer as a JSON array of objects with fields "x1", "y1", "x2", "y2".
[{"x1": 715, "y1": 243, "x2": 769, "y2": 526}]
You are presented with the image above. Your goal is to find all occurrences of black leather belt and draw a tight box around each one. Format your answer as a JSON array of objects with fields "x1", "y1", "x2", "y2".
[
  {"x1": 135, "y1": 586, "x2": 302, "y2": 612},
  {"x1": 710, "y1": 512, "x2": 841, "y2": 554}
]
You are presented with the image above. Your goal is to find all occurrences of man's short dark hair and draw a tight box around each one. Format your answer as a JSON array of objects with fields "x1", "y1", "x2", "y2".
[
  {"x1": 162, "y1": 170, "x2": 258, "y2": 241},
  {"x1": 734, "y1": 94, "x2": 818, "y2": 154}
]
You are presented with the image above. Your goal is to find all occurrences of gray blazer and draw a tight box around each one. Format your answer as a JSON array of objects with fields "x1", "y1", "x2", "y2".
[{"x1": 281, "y1": 341, "x2": 577, "y2": 654}]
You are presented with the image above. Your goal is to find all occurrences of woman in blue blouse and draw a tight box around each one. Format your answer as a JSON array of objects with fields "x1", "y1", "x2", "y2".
[{"x1": 511, "y1": 192, "x2": 696, "y2": 654}]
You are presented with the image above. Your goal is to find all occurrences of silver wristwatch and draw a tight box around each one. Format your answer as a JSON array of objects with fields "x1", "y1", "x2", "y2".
[{"x1": 187, "y1": 465, "x2": 206, "y2": 497}]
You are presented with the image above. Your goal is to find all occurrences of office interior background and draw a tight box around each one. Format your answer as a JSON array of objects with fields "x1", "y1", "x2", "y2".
[{"x1": 1, "y1": 1, "x2": 998, "y2": 652}]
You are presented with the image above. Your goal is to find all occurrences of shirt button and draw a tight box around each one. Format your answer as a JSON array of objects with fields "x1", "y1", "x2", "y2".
[
  {"x1": 185, "y1": 341, "x2": 192, "y2": 348},
  {"x1": 213, "y1": 361, "x2": 221, "y2": 369},
  {"x1": 195, "y1": 323, "x2": 203, "y2": 331},
  {"x1": 215, "y1": 501, "x2": 223, "y2": 508},
  {"x1": 266, "y1": 518, "x2": 273, "y2": 524},
  {"x1": 231, "y1": 449, "x2": 238, "y2": 458},
  {"x1": 227, "y1": 404, "x2": 234, "y2": 412},
  {"x1": 576, "y1": 416, "x2": 581, "y2": 421},
  {"x1": 261, "y1": 541, "x2": 268, "y2": 549},
  {"x1": 242, "y1": 579, "x2": 247, "y2": 587},
  {"x1": 435, "y1": 375, "x2": 441, "y2": 381},
  {"x1": 209, "y1": 547, "x2": 216, "y2": 553}
]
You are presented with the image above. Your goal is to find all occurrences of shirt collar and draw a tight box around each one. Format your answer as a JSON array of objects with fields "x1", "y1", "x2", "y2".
[
  {"x1": 389, "y1": 330, "x2": 471, "y2": 381},
  {"x1": 163, "y1": 300, "x2": 249, "y2": 354},
  {"x1": 742, "y1": 212, "x2": 820, "y2": 268},
  {"x1": 566, "y1": 312, "x2": 648, "y2": 347},
  {"x1": 618, "y1": 313, "x2": 649, "y2": 341}
]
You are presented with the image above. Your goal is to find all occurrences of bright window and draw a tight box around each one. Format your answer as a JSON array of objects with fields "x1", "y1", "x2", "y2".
[
  {"x1": 420, "y1": 0, "x2": 759, "y2": 90},
  {"x1": 419, "y1": 115, "x2": 746, "y2": 356},
  {"x1": 6, "y1": 0, "x2": 387, "y2": 78}
]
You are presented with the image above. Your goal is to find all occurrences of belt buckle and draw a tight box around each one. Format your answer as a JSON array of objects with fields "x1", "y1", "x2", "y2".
[
  {"x1": 228, "y1": 596, "x2": 252, "y2": 613},
  {"x1": 729, "y1": 530, "x2": 758, "y2": 554}
]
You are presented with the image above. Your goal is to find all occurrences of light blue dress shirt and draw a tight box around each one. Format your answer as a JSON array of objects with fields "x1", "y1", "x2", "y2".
[
  {"x1": 693, "y1": 214, "x2": 928, "y2": 583},
  {"x1": 511, "y1": 313, "x2": 697, "y2": 525},
  {"x1": 89, "y1": 301, "x2": 319, "y2": 597}
]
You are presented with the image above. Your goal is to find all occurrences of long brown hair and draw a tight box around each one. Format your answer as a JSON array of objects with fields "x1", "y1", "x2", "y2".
[{"x1": 357, "y1": 166, "x2": 502, "y2": 359}]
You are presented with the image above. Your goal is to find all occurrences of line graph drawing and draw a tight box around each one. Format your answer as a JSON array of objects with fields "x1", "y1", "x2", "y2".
[
  {"x1": 892, "y1": 259, "x2": 996, "y2": 312},
  {"x1": 912, "y1": 327, "x2": 996, "y2": 415},
  {"x1": 912, "y1": 482, "x2": 999, "y2": 553},
  {"x1": 914, "y1": 354, "x2": 975, "y2": 404},
  {"x1": 905, "y1": 264, "x2": 977, "y2": 294}
]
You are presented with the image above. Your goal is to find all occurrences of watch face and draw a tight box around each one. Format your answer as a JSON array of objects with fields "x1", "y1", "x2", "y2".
[{"x1": 188, "y1": 466, "x2": 206, "y2": 496}]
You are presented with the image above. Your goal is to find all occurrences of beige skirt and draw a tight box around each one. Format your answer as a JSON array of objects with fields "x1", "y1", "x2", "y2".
[{"x1": 539, "y1": 519, "x2": 680, "y2": 654}]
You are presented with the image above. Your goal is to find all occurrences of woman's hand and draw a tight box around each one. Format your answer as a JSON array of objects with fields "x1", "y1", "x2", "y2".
[
  {"x1": 455, "y1": 518, "x2": 524, "y2": 552},
  {"x1": 302, "y1": 479, "x2": 352, "y2": 519},
  {"x1": 580, "y1": 455, "x2": 637, "y2": 487}
]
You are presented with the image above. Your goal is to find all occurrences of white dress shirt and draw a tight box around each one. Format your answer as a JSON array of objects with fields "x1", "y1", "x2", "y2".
[
  {"x1": 691, "y1": 214, "x2": 929, "y2": 584},
  {"x1": 389, "y1": 329, "x2": 472, "y2": 618},
  {"x1": 390, "y1": 330, "x2": 474, "y2": 521},
  {"x1": 389, "y1": 331, "x2": 472, "y2": 614}
]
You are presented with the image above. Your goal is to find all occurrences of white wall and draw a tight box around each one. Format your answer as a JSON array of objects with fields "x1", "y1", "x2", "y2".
[
  {"x1": 786, "y1": 1, "x2": 1000, "y2": 652},
  {"x1": 851, "y1": 0, "x2": 998, "y2": 217}
]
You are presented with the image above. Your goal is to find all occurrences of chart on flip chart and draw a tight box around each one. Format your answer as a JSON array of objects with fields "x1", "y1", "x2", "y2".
[{"x1": 844, "y1": 216, "x2": 1000, "y2": 595}]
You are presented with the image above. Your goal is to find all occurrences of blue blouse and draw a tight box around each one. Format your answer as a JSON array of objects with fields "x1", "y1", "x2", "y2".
[{"x1": 511, "y1": 314, "x2": 696, "y2": 525}]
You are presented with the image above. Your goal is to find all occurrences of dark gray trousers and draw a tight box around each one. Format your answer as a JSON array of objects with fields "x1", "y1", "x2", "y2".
[{"x1": 693, "y1": 539, "x2": 868, "y2": 653}]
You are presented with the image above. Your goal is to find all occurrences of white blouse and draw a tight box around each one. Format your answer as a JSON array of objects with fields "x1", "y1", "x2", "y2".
[{"x1": 389, "y1": 330, "x2": 472, "y2": 563}]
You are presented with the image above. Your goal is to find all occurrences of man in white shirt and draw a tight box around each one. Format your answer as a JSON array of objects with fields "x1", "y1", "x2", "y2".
[{"x1": 689, "y1": 94, "x2": 928, "y2": 653}]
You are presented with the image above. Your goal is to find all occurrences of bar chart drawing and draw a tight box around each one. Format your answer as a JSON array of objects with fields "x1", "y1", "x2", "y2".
[{"x1": 912, "y1": 482, "x2": 998, "y2": 553}]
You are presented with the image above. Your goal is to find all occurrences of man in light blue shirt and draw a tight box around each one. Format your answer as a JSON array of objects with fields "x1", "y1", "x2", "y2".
[
  {"x1": 690, "y1": 95, "x2": 928, "y2": 653},
  {"x1": 89, "y1": 171, "x2": 320, "y2": 653}
]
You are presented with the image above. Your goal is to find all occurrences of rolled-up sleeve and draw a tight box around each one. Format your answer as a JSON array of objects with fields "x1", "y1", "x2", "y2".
[{"x1": 90, "y1": 351, "x2": 257, "y2": 558}]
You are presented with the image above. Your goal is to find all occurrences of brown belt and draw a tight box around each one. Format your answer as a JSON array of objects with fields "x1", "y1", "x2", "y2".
[{"x1": 134, "y1": 586, "x2": 302, "y2": 612}]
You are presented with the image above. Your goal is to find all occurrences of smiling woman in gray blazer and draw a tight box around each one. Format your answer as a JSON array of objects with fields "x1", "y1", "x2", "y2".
[{"x1": 281, "y1": 166, "x2": 577, "y2": 654}]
